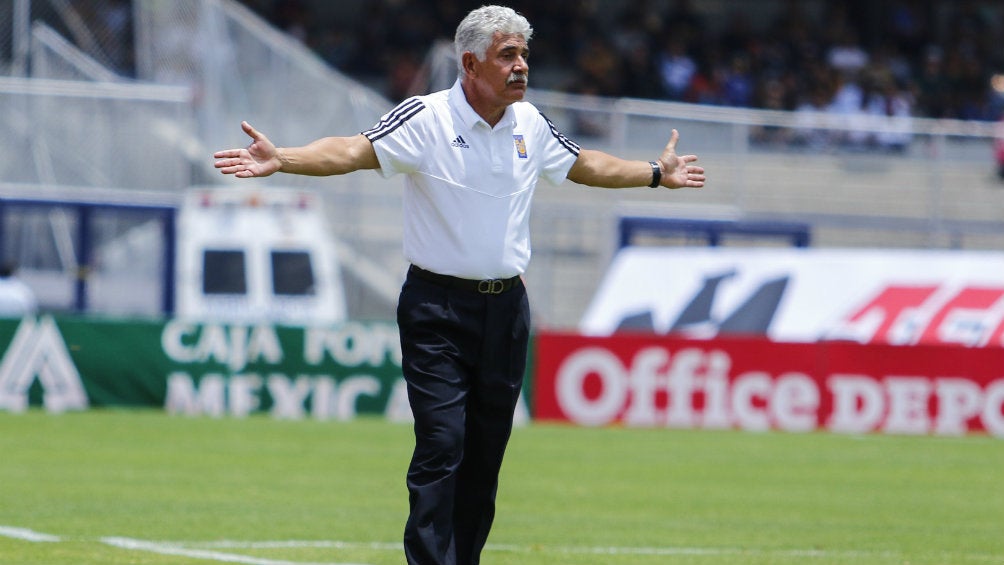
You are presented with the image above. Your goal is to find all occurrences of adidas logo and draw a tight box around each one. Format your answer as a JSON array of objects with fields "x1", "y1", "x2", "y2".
[{"x1": 450, "y1": 135, "x2": 470, "y2": 149}]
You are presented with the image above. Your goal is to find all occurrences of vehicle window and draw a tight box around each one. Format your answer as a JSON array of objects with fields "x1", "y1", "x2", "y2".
[
  {"x1": 203, "y1": 249, "x2": 247, "y2": 295},
  {"x1": 271, "y1": 250, "x2": 315, "y2": 296}
]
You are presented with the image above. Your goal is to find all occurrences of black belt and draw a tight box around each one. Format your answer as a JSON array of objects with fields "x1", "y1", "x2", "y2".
[{"x1": 408, "y1": 265, "x2": 520, "y2": 295}]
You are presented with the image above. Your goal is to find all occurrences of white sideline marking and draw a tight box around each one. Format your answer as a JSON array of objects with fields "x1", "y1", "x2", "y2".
[
  {"x1": 0, "y1": 526, "x2": 61, "y2": 543},
  {"x1": 102, "y1": 537, "x2": 372, "y2": 565},
  {"x1": 4, "y1": 526, "x2": 1003, "y2": 563},
  {"x1": 198, "y1": 540, "x2": 401, "y2": 551},
  {"x1": 0, "y1": 526, "x2": 371, "y2": 565},
  {"x1": 194, "y1": 539, "x2": 744, "y2": 555},
  {"x1": 184, "y1": 539, "x2": 1004, "y2": 562}
]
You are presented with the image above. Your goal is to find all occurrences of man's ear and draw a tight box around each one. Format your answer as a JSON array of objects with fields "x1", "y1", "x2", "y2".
[{"x1": 461, "y1": 52, "x2": 478, "y2": 77}]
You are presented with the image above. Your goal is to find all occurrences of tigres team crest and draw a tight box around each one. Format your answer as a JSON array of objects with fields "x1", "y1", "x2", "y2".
[{"x1": 513, "y1": 135, "x2": 527, "y2": 159}]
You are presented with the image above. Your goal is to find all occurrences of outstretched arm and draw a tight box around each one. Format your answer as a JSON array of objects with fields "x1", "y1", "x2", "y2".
[
  {"x1": 213, "y1": 121, "x2": 379, "y2": 178},
  {"x1": 566, "y1": 129, "x2": 705, "y2": 189}
]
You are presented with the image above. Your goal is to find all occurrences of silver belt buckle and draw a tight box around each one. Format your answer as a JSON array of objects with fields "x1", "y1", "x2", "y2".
[{"x1": 477, "y1": 279, "x2": 504, "y2": 294}]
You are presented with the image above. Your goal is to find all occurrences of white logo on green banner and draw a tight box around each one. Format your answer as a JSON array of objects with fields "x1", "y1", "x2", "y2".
[{"x1": 0, "y1": 316, "x2": 88, "y2": 413}]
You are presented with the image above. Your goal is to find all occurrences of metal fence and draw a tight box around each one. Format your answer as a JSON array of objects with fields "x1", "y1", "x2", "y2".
[{"x1": 523, "y1": 93, "x2": 1004, "y2": 326}]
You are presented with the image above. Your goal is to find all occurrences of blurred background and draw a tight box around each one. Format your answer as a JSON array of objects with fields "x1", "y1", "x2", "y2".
[{"x1": 1, "y1": 0, "x2": 1003, "y2": 329}]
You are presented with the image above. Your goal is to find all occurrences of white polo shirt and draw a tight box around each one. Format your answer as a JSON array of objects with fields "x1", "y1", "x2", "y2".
[{"x1": 363, "y1": 80, "x2": 580, "y2": 280}]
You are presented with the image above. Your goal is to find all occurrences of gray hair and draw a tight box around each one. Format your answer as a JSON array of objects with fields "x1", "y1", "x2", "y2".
[{"x1": 454, "y1": 5, "x2": 533, "y2": 73}]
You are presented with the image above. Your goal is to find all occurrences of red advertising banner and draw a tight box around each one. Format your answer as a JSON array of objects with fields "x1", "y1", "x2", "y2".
[{"x1": 533, "y1": 332, "x2": 1004, "y2": 437}]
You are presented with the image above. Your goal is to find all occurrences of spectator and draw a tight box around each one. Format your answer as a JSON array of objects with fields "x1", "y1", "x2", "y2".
[
  {"x1": 866, "y1": 77, "x2": 914, "y2": 152},
  {"x1": 827, "y1": 28, "x2": 869, "y2": 75},
  {"x1": 915, "y1": 47, "x2": 951, "y2": 118},
  {"x1": 943, "y1": 45, "x2": 991, "y2": 120},
  {"x1": 657, "y1": 38, "x2": 697, "y2": 101},
  {"x1": 619, "y1": 39, "x2": 664, "y2": 100},
  {"x1": 611, "y1": 0, "x2": 664, "y2": 99},
  {"x1": 792, "y1": 86, "x2": 835, "y2": 151},
  {"x1": 750, "y1": 78, "x2": 795, "y2": 147},
  {"x1": 686, "y1": 49, "x2": 725, "y2": 106},
  {"x1": 827, "y1": 70, "x2": 869, "y2": 148},
  {"x1": 569, "y1": 37, "x2": 625, "y2": 98},
  {"x1": 721, "y1": 54, "x2": 755, "y2": 107}
]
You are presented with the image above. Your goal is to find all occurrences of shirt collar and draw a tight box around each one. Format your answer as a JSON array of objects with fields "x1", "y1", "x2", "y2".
[{"x1": 449, "y1": 79, "x2": 517, "y2": 131}]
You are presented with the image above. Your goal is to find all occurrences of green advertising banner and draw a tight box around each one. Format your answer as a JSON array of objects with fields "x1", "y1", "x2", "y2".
[{"x1": 0, "y1": 316, "x2": 414, "y2": 421}]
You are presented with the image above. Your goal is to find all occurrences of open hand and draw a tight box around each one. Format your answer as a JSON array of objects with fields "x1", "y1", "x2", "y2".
[
  {"x1": 213, "y1": 121, "x2": 281, "y2": 178},
  {"x1": 657, "y1": 129, "x2": 705, "y2": 189}
]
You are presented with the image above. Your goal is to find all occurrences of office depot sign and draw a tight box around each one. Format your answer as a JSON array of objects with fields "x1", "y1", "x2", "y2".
[{"x1": 533, "y1": 333, "x2": 1004, "y2": 437}]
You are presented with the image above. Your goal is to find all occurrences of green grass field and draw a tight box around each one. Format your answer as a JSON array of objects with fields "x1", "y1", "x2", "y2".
[{"x1": 1, "y1": 410, "x2": 1002, "y2": 565}]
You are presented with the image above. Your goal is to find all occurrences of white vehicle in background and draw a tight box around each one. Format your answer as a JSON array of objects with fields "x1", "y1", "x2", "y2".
[
  {"x1": 0, "y1": 186, "x2": 379, "y2": 324},
  {"x1": 175, "y1": 187, "x2": 347, "y2": 325}
]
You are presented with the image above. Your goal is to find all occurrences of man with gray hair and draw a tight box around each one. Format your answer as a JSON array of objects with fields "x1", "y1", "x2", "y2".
[{"x1": 214, "y1": 5, "x2": 704, "y2": 564}]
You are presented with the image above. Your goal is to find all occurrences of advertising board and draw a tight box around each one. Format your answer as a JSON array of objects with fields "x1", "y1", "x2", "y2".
[
  {"x1": 534, "y1": 332, "x2": 1004, "y2": 437},
  {"x1": 0, "y1": 315, "x2": 531, "y2": 424},
  {"x1": 0, "y1": 316, "x2": 407, "y2": 420},
  {"x1": 582, "y1": 247, "x2": 1004, "y2": 347}
]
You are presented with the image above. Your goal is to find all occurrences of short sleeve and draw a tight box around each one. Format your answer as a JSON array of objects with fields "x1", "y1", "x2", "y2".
[
  {"x1": 362, "y1": 97, "x2": 428, "y2": 178},
  {"x1": 536, "y1": 112, "x2": 580, "y2": 186}
]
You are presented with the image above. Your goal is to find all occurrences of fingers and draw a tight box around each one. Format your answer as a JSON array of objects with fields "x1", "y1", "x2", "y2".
[
  {"x1": 658, "y1": 155, "x2": 705, "y2": 189},
  {"x1": 216, "y1": 163, "x2": 250, "y2": 175},
  {"x1": 213, "y1": 154, "x2": 241, "y2": 168},
  {"x1": 212, "y1": 122, "x2": 268, "y2": 176},
  {"x1": 242, "y1": 120, "x2": 265, "y2": 141},
  {"x1": 213, "y1": 122, "x2": 262, "y2": 159},
  {"x1": 665, "y1": 128, "x2": 679, "y2": 152},
  {"x1": 213, "y1": 154, "x2": 253, "y2": 176},
  {"x1": 684, "y1": 163, "x2": 706, "y2": 188},
  {"x1": 213, "y1": 149, "x2": 241, "y2": 159}
]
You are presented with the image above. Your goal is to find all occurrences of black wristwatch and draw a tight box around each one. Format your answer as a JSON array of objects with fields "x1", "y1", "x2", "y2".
[{"x1": 648, "y1": 161, "x2": 662, "y2": 188}]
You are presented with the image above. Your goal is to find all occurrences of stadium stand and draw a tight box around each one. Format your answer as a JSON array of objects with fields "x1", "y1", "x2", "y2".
[{"x1": 242, "y1": 0, "x2": 1004, "y2": 122}]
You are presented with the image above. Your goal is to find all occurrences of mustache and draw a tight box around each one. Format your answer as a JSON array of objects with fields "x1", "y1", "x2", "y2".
[{"x1": 507, "y1": 72, "x2": 528, "y2": 85}]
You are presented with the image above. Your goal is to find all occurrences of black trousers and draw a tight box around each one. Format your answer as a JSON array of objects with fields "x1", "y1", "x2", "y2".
[{"x1": 397, "y1": 268, "x2": 530, "y2": 565}]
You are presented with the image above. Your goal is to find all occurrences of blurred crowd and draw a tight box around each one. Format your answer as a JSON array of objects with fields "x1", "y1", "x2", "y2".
[{"x1": 246, "y1": 0, "x2": 1004, "y2": 126}]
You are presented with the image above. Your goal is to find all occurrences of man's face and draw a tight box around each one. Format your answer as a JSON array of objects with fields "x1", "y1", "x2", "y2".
[{"x1": 472, "y1": 32, "x2": 529, "y2": 105}]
